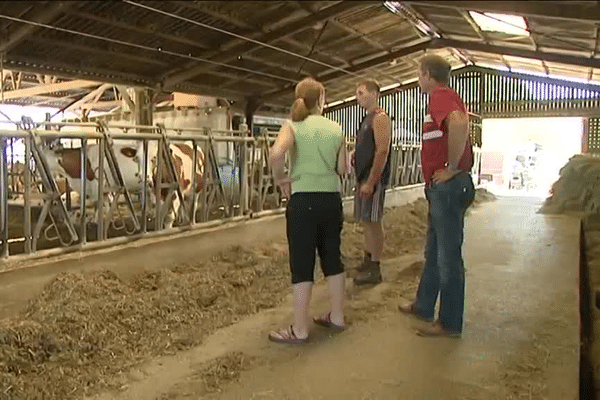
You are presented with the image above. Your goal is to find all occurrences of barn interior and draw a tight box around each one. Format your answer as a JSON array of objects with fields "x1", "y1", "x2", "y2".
[{"x1": 0, "y1": 1, "x2": 599, "y2": 399}]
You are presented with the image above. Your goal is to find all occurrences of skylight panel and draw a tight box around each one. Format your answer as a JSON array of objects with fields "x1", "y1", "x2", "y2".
[{"x1": 469, "y1": 12, "x2": 529, "y2": 36}]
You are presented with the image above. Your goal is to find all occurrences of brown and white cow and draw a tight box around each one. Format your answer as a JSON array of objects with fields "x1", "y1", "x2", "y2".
[
  {"x1": 43, "y1": 143, "x2": 145, "y2": 223},
  {"x1": 43, "y1": 141, "x2": 205, "y2": 229},
  {"x1": 145, "y1": 141, "x2": 205, "y2": 228}
]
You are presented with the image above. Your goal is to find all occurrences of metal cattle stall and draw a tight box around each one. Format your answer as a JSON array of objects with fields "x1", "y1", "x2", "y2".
[{"x1": 0, "y1": 116, "x2": 430, "y2": 262}]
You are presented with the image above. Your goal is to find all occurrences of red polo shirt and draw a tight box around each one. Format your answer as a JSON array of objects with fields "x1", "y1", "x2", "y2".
[{"x1": 421, "y1": 86, "x2": 472, "y2": 186}]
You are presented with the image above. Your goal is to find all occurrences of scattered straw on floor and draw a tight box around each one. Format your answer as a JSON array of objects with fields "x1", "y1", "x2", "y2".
[
  {"x1": 157, "y1": 352, "x2": 253, "y2": 400},
  {"x1": 195, "y1": 351, "x2": 250, "y2": 394},
  {"x1": 1, "y1": 197, "x2": 493, "y2": 400}
]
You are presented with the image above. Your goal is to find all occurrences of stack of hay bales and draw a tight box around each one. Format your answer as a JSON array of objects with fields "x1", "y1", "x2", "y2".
[{"x1": 540, "y1": 154, "x2": 600, "y2": 215}]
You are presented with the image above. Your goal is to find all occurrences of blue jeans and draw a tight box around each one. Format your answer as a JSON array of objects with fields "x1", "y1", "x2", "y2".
[{"x1": 413, "y1": 172, "x2": 476, "y2": 333}]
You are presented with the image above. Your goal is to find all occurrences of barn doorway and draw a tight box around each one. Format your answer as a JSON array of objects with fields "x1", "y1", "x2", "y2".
[{"x1": 478, "y1": 117, "x2": 583, "y2": 198}]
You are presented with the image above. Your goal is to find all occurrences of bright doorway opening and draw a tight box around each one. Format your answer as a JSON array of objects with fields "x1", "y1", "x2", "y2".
[{"x1": 479, "y1": 117, "x2": 583, "y2": 198}]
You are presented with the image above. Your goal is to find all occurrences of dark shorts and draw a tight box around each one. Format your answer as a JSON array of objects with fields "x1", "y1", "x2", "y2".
[
  {"x1": 354, "y1": 181, "x2": 386, "y2": 223},
  {"x1": 286, "y1": 192, "x2": 344, "y2": 284}
]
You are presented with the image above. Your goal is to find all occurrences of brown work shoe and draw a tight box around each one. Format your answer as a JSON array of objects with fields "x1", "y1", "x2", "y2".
[
  {"x1": 398, "y1": 302, "x2": 434, "y2": 323},
  {"x1": 416, "y1": 321, "x2": 461, "y2": 338}
]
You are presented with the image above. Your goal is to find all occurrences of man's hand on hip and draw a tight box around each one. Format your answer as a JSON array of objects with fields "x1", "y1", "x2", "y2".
[{"x1": 432, "y1": 168, "x2": 458, "y2": 184}]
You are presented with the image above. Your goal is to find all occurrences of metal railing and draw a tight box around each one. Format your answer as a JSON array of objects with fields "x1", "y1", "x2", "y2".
[{"x1": 0, "y1": 120, "x2": 484, "y2": 261}]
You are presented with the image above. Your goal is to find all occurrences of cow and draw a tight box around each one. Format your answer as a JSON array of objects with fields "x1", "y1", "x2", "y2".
[
  {"x1": 42, "y1": 140, "x2": 205, "y2": 229},
  {"x1": 144, "y1": 141, "x2": 205, "y2": 228},
  {"x1": 42, "y1": 142, "x2": 145, "y2": 224}
]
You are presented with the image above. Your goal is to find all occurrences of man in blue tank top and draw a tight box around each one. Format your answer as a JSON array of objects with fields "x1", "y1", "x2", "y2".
[{"x1": 352, "y1": 79, "x2": 392, "y2": 286}]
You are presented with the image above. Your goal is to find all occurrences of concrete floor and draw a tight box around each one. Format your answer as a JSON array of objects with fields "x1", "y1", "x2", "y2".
[{"x1": 192, "y1": 196, "x2": 581, "y2": 399}]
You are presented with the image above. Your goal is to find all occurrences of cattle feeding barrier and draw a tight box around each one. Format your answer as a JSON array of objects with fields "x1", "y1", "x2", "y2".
[{"x1": 0, "y1": 119, "x2": 481, "y2": 262}]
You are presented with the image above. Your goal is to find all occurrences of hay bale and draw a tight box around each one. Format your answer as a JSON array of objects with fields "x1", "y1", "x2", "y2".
[
  {"x1": 540, "y1": 155, "x2": 600, "y2": 216},
  {"x1": 472, "y1": 188, "x2": 497, "y2": 206}
]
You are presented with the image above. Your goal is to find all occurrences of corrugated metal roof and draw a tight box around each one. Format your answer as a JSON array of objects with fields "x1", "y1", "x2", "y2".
[{"x1": 0, "y1": 1, "x2": 599, "y2": 110}]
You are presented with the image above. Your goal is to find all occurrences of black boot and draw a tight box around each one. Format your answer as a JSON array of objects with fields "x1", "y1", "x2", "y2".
[
  {"x1": 356, "y1": 252, "x2": 371, "y2": 272},
  {"x1": 353, "y1": 260, "x2": 382, "y2": 286}
]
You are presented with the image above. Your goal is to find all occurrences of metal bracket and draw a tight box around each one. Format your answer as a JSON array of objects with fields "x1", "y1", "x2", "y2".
[
  {"x1": 29, "y1": 130, "x2": 79, "y2": 248},
  {"x1": 96, "y1": 121, "x2": 141, "y2": 236},
  {"x1": 154, "y1": 123, "x2": 190, "y2": 228}
]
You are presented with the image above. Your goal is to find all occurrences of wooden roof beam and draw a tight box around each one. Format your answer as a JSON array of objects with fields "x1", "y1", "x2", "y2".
[
  {"x1": 0, "y1": 1, "x2": 70, "y2": 53},
  {"x1": 66, "y1": 83, "x2": 112, "y2": 112},
  {"x1": 166, "y1": 2, "x2": 326, "y2": 84},
  {"x1": 172, "y1": 1, "x2": 254, "y2": 30},
  {"x1": 63, "y1": 9, "x2": 212, "y2": 50},
  {"x1": 2, "y1": 56, "x2": 155, "y2": 88},
  {"x1": 261, "y1": 40, "x2": 431, "y2": 100},
  {"x1": 590, "y1": 26, "x2": 600, "y2": 80},
  {"x1": 242, "y1": 55, "x2": 311, "y2": 77},
  {"x1": 526, "y1": 28, "x2": 550, "y2": 75},
  {"x1": 161, "y1": 2, "x2": 365, "y2": 88},
  {"x1": 167, "y1": 82, "x2": 249, "y2": 103},
  {"x1": 289, "y1": 1, "x2": 402, "y2": 83},
  {"x1": 431, "y1": 38, "x2": 600, "y2": 70},
  {"x1": 175, "y1": 0, "x2": 354, "y2": 78},
  {"x1": 27, "y1": 36, "x2": 169, "y2": 67},
  {"x1": 1, "y1": 79, "x2": 99, "y2": 100}
]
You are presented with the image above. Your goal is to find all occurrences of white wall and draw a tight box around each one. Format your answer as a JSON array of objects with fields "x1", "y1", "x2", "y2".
[{"x1": 482, "y1": 117, "x2": 582, "y2": 195}]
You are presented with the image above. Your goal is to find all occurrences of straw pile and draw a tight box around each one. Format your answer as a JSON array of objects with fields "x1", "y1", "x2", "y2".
[
  {"x1": 540, "y1": 154, "x2": 600, "y2": 215},
  {"x1": 342, "y1": 198, "x2": 430, "y2": 262},
  {"x1": 0, "y1": 245, "x2": 291, "y2": 400}
]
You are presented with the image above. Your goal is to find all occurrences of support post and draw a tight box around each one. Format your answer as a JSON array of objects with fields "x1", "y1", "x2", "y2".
[
  {"x1": 0, "y1": 137, "x2": 8, "y2": 257},
  {"x1": 239, "y1": 123, "x2": 249, "y2": 215},
  {"x1": 133, "y1": 88, "x2": 153, "y2": 230},
  {"x1": 96, "y1": 135, "x2": 105, "y2": 241},
  {"x1": 244, "y1": 97, "x2": 262, "y2": 136},
  {"x1": 242, "y1": 98, "x2": 260, "y2": 216},
  {"x1": 140, "y1": 139, "x2": 148, "y2": 233},
  {"x1": 24, "y1": 134, "x2": 32, "y2": 254},
  {"x1": 134, "y1": 88, "x2": 153, "y2": 127},
  {"x1": 583, "y1": 118, "x2": 590, "y2": 154},
  {"x1": 80, "y1": 137, "x2": 87, "y2": 245}
]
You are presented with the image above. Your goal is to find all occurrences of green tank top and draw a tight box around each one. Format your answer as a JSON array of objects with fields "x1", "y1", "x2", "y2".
[{"x1": 289, "y1": 115, "x2": 344, "y2": 194}]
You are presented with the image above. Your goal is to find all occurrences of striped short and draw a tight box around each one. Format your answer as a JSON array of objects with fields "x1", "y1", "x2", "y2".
[{"x1": 354, "y1": 181, "x2": 386, "y2": 223}]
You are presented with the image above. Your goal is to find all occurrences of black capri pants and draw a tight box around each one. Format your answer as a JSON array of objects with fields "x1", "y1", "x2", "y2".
[{"x1": 286, "y1": 192, "x2": 344, "y2": 284}]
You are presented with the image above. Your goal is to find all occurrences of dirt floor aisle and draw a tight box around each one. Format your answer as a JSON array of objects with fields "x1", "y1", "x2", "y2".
[{"x1": 88, "y1": 197, "x2": 580, "y2": 400}]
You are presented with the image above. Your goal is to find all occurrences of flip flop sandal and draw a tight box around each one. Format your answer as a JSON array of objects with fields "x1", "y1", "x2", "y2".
[
  {"x1": 313, "y1": 312, "x2": 346, "y2": 332},
  {"x1": 268, "y1": 325, "x2": 309, "y2": 344}
]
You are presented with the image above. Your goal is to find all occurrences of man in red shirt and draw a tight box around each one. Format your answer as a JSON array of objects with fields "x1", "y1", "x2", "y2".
[{"x1": 399, "y1": 55, "x2": 475, "y2": 337}]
